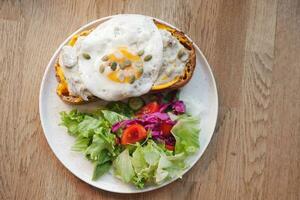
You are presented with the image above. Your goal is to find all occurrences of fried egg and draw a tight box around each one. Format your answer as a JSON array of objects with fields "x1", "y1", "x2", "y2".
[
  {"x1": 58, "y1": 15, "x2": 191, "y2": 102},
  {"x1": 77, "y1": 15, "x2": 163, "y2": 101}
]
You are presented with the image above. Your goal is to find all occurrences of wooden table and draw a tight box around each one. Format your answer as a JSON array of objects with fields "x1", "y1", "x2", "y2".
[{"x1": 0, "y1": 0, "x2": 299, "y2": 199}]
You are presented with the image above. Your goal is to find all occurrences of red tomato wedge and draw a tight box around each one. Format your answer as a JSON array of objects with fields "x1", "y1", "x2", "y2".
[
  {"x1": 165, "y1": 144, "x2": 175, "y2": 151},
  {"x1": 121, "y1": 124, "x2": 147, "y2": 145},
  {"x1": 161, "y1": 122, "x2": 173, "y2": 136},
  {"x1": 136, "y1": 101, "x2": 160, "y2": 116}
]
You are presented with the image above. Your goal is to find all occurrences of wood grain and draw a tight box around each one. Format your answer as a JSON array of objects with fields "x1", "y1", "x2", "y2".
[{"x1": 0, "y1": 0, "x2": 299, "y2": 199}]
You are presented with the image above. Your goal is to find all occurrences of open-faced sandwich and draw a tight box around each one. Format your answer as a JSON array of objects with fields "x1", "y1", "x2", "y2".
[
  {"x1": 57, "y1": 15, "x2": 200, "y2": 189},
  {"x1": 55, "y1": 15, "x2": 196, "y2": 104}
]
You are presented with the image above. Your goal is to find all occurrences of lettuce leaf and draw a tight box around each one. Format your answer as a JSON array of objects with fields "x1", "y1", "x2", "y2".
[
  {"x1": 60, "y1": 110, "x2": 85, "y2": 136},
  {"x1": 113, "y1": 149, "x2": 135, "y2": 183},
  {"x1": 130, "y1": 141, "x2": 161, "y2": 187},
  {"x1": 155, "y1": 152, "x2": 186, "y2": 184},
  {"x1": 131, "y1": 145, "x2": 147, "y2": 172},
  {"x1": 116, "y1": 140, "x2": 187, "y2": 188},
  {"x1": 93, "y1": 161, "x2": 111, "y2": 181},
  {"x1": 101, "y1": 110, "x2": 128, "y2": 125},
  {"x1": 92, "y1": 150, "x2": 112, "y2": 180},
  {"x1": 171, "y1": 115, "x2": 200, "y2": 154},
  {"x1": 142, "y1": 141, "x2": 161, "y2": 166},
  {"x1": 72, "y1": 136, "x2": 91, "y2": 151},
  {"x1": 60, "y1": 109, "x2": 127, "y2": 181},
  {"x1": 85, "y1": 130, "x2": 113, "y2": 161},
  {"x1": 77, "y1": 115, "x2": 102, "y2": 138}
]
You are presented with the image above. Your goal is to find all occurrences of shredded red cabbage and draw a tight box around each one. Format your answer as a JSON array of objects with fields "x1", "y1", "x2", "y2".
[
  {"x1": 142, "y1": 112, "x2": 170, "y2": 121},
  {"x1": 159, "y1": 103, "x2": 171, "y2": 112},
  {"x1": 159, "y1": 100, "x2": 186, "y2": 114},
  {"x1": 172, "y1": 100, "x2": 186, "y2": 114},
  {"x1": 111, "y1": 99, "x2": 186, "y2": 147},
  {"x1": 111, "y1": 119, "x2": 143, "y2": 132},
  {"x1": 111, "y1": 112, "x2": 175, "y2": 133},
  {"x1": 163, "y1": 135, "x2": 176, "y2": 146},
  {"x1": 153, "y1": 134, "x2": 176, "y2": 146}
]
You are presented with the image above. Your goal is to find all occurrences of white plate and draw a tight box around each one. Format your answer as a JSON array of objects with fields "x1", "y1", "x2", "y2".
[{"x1": 39, "y1": 15, "x2": 218, "y2": 193}]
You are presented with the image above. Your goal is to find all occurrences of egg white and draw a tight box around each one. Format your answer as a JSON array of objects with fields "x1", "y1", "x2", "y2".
[
  {"x1": 78, "y1": 15, "x2": 163, "y2": 101},
  {"x1": 154, "y1": 29, "x2": 189, "y2": 86}
]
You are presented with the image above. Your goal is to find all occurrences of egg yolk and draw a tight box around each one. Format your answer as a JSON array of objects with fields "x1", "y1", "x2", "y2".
[{"x1": 106, "y1": 47, "x2": 143, "y2": 83}]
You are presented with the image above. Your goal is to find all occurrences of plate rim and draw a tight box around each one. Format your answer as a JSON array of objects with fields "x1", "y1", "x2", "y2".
[{"x1": 39, "y1": 14, "x2": 218, "y2": 194}]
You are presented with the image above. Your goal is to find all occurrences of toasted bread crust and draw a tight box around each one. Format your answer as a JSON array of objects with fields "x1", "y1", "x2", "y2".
[{"x1": 55, "y1": 19, "x2": 196, "y2": 104}]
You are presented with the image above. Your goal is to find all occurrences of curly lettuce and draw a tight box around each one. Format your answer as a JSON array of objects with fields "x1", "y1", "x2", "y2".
[
  {"x1": 60, "y1": 109, "x2": 126, "y2": 180},
  {"x1": 112, "y1": 140, "x2": 187, "y2": 188}
]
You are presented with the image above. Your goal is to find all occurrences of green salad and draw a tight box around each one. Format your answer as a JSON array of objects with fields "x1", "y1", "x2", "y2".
[{"x1": 60, "y1": 92, "x2": 200, "y2": 188}]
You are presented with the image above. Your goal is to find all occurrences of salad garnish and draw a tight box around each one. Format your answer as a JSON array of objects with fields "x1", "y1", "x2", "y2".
[{"x1": 60, "y1": 91, "x2": 200, "y2": 188}]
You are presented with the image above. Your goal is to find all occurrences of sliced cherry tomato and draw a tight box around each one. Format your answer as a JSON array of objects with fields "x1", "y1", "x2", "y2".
[
  {"x1": 121, "y1": 124, "x2": 147, "y2": 145},
  {"x1": 161, "y1": 122, "x2": 173, "y2": 136},
  {"x1": 136, "y1": 101, "x2": 160, "y2": 116},
  {"x1": 165, "y1": 144, "x2": 175, "y2": 151}
]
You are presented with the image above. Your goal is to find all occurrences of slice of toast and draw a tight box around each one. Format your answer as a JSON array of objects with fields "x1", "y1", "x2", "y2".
[{"x1": 55, "y1": 20, "x2": 196, "y2": 104}]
